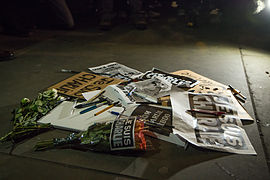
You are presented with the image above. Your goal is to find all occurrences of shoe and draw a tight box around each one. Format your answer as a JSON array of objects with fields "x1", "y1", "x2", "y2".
[
  {"x1": 133, "y1": 12, "x2": 147, "y2": 30},
  {"x1": 148, "y1": 10, "x2": 160, "y2": 19},
  {"x1": 0, "y1": 51, "x2": 15, "y2": 61}
]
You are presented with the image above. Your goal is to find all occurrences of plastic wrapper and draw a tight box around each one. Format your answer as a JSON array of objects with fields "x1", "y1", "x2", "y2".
[{"x1": 35, "y1": 117, "x2": 156, "y2": 153}]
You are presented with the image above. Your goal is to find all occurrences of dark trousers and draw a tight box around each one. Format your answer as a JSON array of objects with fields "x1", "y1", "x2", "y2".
[
  {"x1": 40, "y1": 0, "x2": 74, "y2": 29},
  {"x1": 98, "y1": 0, "x2": 144, "y2": 15}
]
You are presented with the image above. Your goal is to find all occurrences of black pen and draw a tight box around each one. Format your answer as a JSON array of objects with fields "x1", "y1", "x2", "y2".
[{"x1": 75, "y1": 99, "x2": 105, "y2": 109}]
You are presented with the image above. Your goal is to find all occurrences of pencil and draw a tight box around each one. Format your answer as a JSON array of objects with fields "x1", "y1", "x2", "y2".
[
  {"x1": 94, "y1": 101, "x2": 119, "y2": 116},
  {"x1": 228, "y1": 85, "x2": 247, "y2": 100}
]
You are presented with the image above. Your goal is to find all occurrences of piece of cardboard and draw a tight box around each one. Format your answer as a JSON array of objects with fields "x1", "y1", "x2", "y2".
[
  {"x1": 48, "y1": 72, "x2": 123, "y2": 99},
  {"x1": 172, "y1": 70, "x2": 253, "y2": 120},
  {"x1": 172, "y1": 70, "x2": 228, "y2": 94}
]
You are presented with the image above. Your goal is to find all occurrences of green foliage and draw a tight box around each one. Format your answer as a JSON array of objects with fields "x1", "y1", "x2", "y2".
[
  {"x1": 34, "y1": 122, "x2": 113, "y2": 152},
  {"x1": 0, "y1": 89, "x2": 62, "y2": 143}
]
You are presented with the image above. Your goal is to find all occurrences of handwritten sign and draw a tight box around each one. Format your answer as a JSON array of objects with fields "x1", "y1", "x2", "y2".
[{"x1": 48, "y1": 72, "x2": 123, "y2": 99}]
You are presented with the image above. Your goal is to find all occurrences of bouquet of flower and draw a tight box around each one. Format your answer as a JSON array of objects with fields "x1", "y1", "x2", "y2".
[
  {"x1": 0, "y1": 89, "x2": 63, "y2": 143},
  {"x1": 34, "y1": 117, "x2": 156, "y2": 152}
]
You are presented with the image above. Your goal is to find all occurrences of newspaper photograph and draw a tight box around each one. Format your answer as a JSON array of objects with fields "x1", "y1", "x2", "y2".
[
  {"x1": 126, "y1": 77, "x2": 172, "y2": 99},
  {"x1": 170, "y1": 88, "x2": 256, "y2": 154},
  {"x1": 88, "y1": 62, "x2": 143, "y2": 80}
]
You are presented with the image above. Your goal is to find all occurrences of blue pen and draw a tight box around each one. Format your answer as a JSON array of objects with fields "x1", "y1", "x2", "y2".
[
  {"x1": 80, "y1": 101, "x2": 107, "y2": 114},
  {"x1": 127, "y1": 87, "x2": 136, "y2": 96},
  {"x1": 109, "y1": 111, "x2": 121, "y2": 116},
  {"x1": 109, "y1": 111, "x2": 128, "y2": 117}
]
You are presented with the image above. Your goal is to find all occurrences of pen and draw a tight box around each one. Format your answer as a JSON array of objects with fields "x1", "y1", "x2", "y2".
[
  {"x1": 127, "y1": 87, "x2": 136, "y2": 96},
  {"x1": 71, "y1": 99, "x2": 78, "y2": 115},
  {"x1": 109, "y1": 111, "x2": 121, "y2": 116},
  {"x1": 94, "y1": 101, "x2": 119, "y2": 116},
  {"x1": 108, "y1": 111, "x2": 129, "y2": 117},
  {"x1": 228, "y1": 85, "x2": 247, "y2": 100},
  {"x1": 187, "y1": 109, "x2": 226, "y2": 116},
  {"x1": 86, "y1": 90, "x2": 106, "y2": 103},
  {"x1": 61, "y1": 69, "x2": 80, "y2": 73},
  {"x1": 79, "y1": 101, "x2": 107, "y2": 114},
  {"x1": 75, "y1": 99, "x2": 105, "y2": 109}
]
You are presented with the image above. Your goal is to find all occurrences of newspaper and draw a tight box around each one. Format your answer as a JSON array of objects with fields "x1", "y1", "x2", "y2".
[
  {"x1": 141, "y1": 68, "x2": 198, "y2": 88},
  {"x1": 170, "y1": 88, "x2": 256, "y2": 155},
  {"x1": 126, "y1": 77, "x2": 172, "y2": 100},
  {"x1": 122, "y1": 104, "x2": 185, "y2": 147},
  {"x1": 88, "y1": 62, "x2": 143, "y2": 80},
  {"x1": 102, "y1": 84, "x2": 135, "y2": 107}
]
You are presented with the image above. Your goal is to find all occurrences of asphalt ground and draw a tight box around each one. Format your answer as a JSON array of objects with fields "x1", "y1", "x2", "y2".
[{"x1": 0, "y1": 2, "x2": 270, "y2": 179}]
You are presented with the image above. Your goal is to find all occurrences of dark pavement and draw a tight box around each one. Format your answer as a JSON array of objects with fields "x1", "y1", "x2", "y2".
[{"x1": 0, "y1": 3, "x2": 270, "y2": 179}]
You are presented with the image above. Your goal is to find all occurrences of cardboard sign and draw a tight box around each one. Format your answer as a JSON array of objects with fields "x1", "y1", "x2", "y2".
[
  {"x1": 172, "y1": 70, "x2": 253, "y2": 120},
  {"x1": 48, "y1": 72, "x2": 123, "y2": 99},
  {"x1": 172, "y1": 70, "x2": 227, "y2": 94}
]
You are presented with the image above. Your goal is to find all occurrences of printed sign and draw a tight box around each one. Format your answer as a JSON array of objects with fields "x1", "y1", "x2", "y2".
[
  {"x1": 189, "y1": 94, "x2": 248, "y2": 150},
  {"x1": 172, "y1": 70, "x2": 253, "y2": 120},
  {"x1": 131, "y1": 105, "x2": 172, "y2": 127},
  {"x1": 170, "y1": 90, "x2": 256, "y2": 154},
  {"x1": 142, "y1": 68, "x2": 198, "y2": 88},
  {"x1": 110, "y1": 117, "x2": 136, "y2": 150},
  {"x1": 48, "y1": 72, "x2": 123, "y2": 99}
]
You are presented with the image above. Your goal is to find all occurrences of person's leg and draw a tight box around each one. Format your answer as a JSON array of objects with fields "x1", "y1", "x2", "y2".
[
  {"x1": 46, "y1": 0, "x2": 74, "y2": 29},
  {"x1": 129, "y1": 0, "x2": 147, "y2": 29},
  {"x1": 97, "y1": 0, "x2": 114, "y2": 30},
  {"x1": 115, "y1": 0, "x2": 128, "y2": 21},
  {"x1": 183, "y1": 0, "x2": 200, "y2": 27}
]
